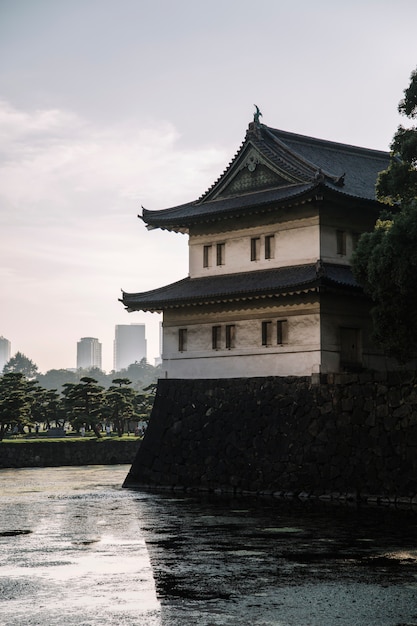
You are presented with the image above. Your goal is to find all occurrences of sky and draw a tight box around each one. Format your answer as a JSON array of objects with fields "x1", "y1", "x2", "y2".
[{"x1": 1, "y1": 0, "x2": 416, "y2": 374}]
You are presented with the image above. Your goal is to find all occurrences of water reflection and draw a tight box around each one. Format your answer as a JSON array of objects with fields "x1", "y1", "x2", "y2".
[
  {"x1": 0, "y1": 466, "x2": 161, "y2": 626},
  {"x1": 135, "y1": 492, "x2": 417, "y2": 626},
  {"x1": 1, "y1": 467, "x2": 417, "y2": 625}
]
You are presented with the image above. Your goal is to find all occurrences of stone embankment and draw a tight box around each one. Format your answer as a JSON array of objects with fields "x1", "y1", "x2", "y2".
[
  {"x1": 124, "y1": 372, "x2": 417, "y2": 505},
  {"x1": 0, "y1": 438, "x2": 140, "y2": 468}
]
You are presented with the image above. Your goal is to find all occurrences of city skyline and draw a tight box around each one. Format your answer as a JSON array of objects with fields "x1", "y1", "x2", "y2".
[
  {"x1": 0, "y1": 325, "x2": 159, "y2": 374},
  {"x1": 76, "y1": 337, "x2": 102, "y2": 370},
  {"x1": 0, "y1": 336, "x2": 11, "y2": 373},
  {"x1": 1, "y1": 1, "x2": 417, "y2": 373},
  {"x1": 113, "y1": 324, "x2": 147, "y2": 371}
]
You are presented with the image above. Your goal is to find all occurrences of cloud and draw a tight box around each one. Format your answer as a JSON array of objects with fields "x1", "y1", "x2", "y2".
[
  {"x1": 0, "y1": 100, "x2": 227, "y2": 371},
  {"x1": 0, "y1": 100, "x2": 225, "y2": 213}
]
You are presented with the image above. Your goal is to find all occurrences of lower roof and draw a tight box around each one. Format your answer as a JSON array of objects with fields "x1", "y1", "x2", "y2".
[{"x1": 121, "y1": 262, "x2": 361, "y2": 312}]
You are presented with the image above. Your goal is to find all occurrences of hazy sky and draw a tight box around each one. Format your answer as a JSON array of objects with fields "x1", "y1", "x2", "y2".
[{"x1": 1, "y1": 0, "x2": 416, "y2": 373}]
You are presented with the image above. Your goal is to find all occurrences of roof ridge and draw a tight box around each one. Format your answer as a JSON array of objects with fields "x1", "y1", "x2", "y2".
[
  {"x1": 266, "y1": 125, "x2": 390, "y2": 158},
  {"x1": 262, "y1": 126, "x2": 344, "y2": 184}
]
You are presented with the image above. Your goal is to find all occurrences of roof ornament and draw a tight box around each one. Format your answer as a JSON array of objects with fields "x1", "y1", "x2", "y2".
[
  {"x1": 253, "y1": 104, "x2": 263, "y2": 125},
  {"x1": 315, "y1": 259, "x2": 324, "y2": 278},
  {"x1": 334, "y1": 173, "x2": 345, "y2": 187}
]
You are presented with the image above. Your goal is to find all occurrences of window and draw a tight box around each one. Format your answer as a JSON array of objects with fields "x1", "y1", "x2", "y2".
[
  {"x1": 262, "y1": 321, "x2": 272, "y2": 346},
  {"x1": 340, "y1": 327, "x2": 361, "y2": 368},
  {"x1": 178, "y1": 328, "x2": 187, "y2": 352},
  {"x1": 216, "y1": 243, "x2": 225, "y2": 266},
  {"x1": 203, "y1": 244, "x2": 212, "y2": 268},
  {"x1": 336, "y1": 230, "x2": 347, "y2": 255},
  {"x1": 277, "y1": 319, "x2": 288, "y2": 345},
  {"x1": 225, "y1": 324, "x2": 236, "y2": 349},
  {"x1": 250, "y1": 237, "x2": 261, "y2": 261},
  {"x1": 212, "y1": 325, "x2": 221, "y2": 350},
  {"x1": 351, "y1": 232, "x2": 360, "y2": 250},
  {"x1": 265, "y1": 234, "x2": 275, "y2": 259}
]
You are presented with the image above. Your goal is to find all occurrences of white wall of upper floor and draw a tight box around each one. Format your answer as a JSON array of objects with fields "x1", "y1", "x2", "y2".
[{"x1": 188, "y1": 214, "x2": 361, "y2": 278}]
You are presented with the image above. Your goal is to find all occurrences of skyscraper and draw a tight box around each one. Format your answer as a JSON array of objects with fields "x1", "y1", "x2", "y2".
[
  {"x1": 113, "y1": 324, "x2": 147, "y2": 371},
  {"x1": 77, "y1": 337, "x2": 102, "y2": 370},
  {"x1": 0, "y1": 336, "x2": 11, "y2": 373}
]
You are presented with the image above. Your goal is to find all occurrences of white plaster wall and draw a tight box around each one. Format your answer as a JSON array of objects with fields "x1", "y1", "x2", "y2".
[
  {"x1": 161, "y1": 351, "x2": 322, "y2": 379},
  {"x1": 189, "y1": 219, "x2": 320, "y2": 278},
  {"x1": 161, "y1": 311, "x2": 321, "y2": 378},
  {"x1": 320, "y1": 226, "x2": 357, "y2": 265}
]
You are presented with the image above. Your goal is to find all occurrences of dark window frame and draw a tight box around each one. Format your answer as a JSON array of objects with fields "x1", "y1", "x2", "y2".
[
  {"x1": 212, "y1": 325, "x2": 222, "y2": 350},
  {"x1": 262, "y1": 320, "x2": 272, "y2": 346},
  {"x1": 250, "y1": 237, "x2": 261, "y2": 261},
  {"x1": 336, "y1": 230, "x2": 347, "y2": 255},
  {"x1": 216, "y1": 242, "x2": 225, "y2": 266},
  {"x1": 203, "y1": 244, "x2": 212, "y2": 268},
  {"x1": 277, "y1": 319, "x2": 288, "y2": 345},
  {"x1": 265, "y1": 234, "x2": 275, "y2": 260},
  {"x1": 351, "y1": 232, "x2": 360, "y2": 251},
  {"x1": 178, "y1": 328, "x2": 187, "y2": 352},
  {"x1": 225, "y1": 324, "x2": 236, "y2": 349}
]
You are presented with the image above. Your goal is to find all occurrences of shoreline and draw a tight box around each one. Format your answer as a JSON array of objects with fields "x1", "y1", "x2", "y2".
[{"x1": 0, "y1": 438, "x2": 141, "y2": 468}]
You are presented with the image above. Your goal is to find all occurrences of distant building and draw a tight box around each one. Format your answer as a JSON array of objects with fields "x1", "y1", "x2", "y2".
[
  {"x1": 154, "y1": 322, "x2": 163, "y2": 366},
  {"x1": 77, "y1": 337, "x2": 102, "y2": 370},
  {"x1": 0, "y1": 336, "x2": 11, "y2": 373},
  {"x1": 113, "y1": 324, "x2": 147, "y2": 371}
]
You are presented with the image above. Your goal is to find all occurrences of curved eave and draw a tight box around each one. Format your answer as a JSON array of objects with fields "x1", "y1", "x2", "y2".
[
  {"x1": 141, "y1": 182, "x2": 383, "y2": 233},
  {"x1": 141, "y1": 183, "x2": 317, "y2": 232},
  {"x1": 121, "y1": 285, "x2": 321, "y2": 313},
  {"x1": 120, "y1": 264, "x2": 363, "y2": 313}
]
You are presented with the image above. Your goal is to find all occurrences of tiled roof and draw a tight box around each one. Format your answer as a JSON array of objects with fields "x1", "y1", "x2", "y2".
[
  {"x1": 142, "y1": 183, "x2": 317, "y2": 227},
  {"x1": 121, "y1": 263, "x2": 360, "y2": 312},
  {"x1": 266, "y1": 128, "x2": 390, "y2": 200},
  {"x1": 141, "y1": 122, "x2": 390, "y2": 231}
]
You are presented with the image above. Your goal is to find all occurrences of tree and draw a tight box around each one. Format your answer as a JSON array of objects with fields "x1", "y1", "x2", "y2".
[
  {"x1": 62, "y1": 377, "x2": 104, "y2": 437},
  {"x1": 104, "y1": 378, "x2": 137, "y2": 436},
  {"x1": 377, "y1": 67, "x2": 417, "y2": 205},
  {"x1": 0, "y1": 373, "x2": 33, "y2": 440},
  {"x1": 352, "y1": 67, "x2": 417, "y2": 362},
  {"x1": 119, "y1": 359, "x2": 162, "y2": 391},
  {"x1": 36, "y1": 369, "x2": 78, "y2": 393},
  {"x1": 133, "y1": 383, "x2": 157, "y2": 423},
  {"x1": 76, "y1": 367, "x2": 111, "y2": 389},
  {"x1": 27, "y1": 381, "x2": 61, "y2": 429},
  {"x1": 3, "y1": 352, "x2": 39, "y2": 379}
]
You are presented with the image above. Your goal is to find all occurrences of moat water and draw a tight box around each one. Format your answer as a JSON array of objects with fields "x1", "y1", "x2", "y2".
[{"x1": 1, "y1": 466, "x2": 417, "y2": 625}]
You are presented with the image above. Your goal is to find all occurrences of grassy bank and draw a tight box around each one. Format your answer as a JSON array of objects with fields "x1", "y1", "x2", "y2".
[{"x1": 2, "y1": 434, "x2": 141, "y2": 444}]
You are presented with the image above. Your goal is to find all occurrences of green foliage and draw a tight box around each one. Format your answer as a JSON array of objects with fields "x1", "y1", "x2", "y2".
[
  {"x1": 37, "y1": 360, "x2": 161, "y2": 392},
  {"x1": 0, "y1": 366, "x2": 159, "y2": 438},
  {"x1": 104, "y1": 378, "x2": 137, "y2": 436},
  {"x1": 36, "y1": 369, "x2": 78, "y2": 392},
  {"x1": 0, "y1": 373, "x2": 34, "y2": 440},
  {"x1": 62, "y1": 377, "x2": 104, "y2": 438},
  {"x1": 118, "y1": 359, "x2": 162, "y2": 391},
  {"x1": 352, "y1": 206, "x2": 417, "y2": 361},
  {"x1": 398, "y1": 67, "x2": 417, "y2": 118},
  {"x1": 376, "y1": 67, "x2": 417, "y2": 205},
  {"x1": 133, "y1": 383, "x2": 157, "y2": 421},
  {"x1": 3, "y1": 352, "x2": 39, "y2": 379},
  {"x1": 27, "y1": 382, "x2": 62, "y2": 428},
  {"x1": 352, "y1": 67, "x2": 417, "y2": 363}
]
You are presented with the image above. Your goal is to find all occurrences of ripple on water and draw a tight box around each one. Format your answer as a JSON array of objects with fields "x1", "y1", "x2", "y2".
[{"x1": 0, "y1": 530, "x2": 32, "y2": 537}]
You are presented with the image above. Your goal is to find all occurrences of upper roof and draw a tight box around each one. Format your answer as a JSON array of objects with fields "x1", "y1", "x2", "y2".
[
  {"x1": 141, "y1": 118, "x2": 390, "y2": 232},
  {"x1": 121, "y1": 262, "x2": 361, "y2": 313}
]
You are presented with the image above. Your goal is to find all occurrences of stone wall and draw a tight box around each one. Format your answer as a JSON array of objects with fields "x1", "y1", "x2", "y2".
[
  {"x1": 124, "y1": 373, "x2": 417, "y2": 503},
  {"x1": 0, "y1": 438, "x2": 140, "y2": 468}
]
